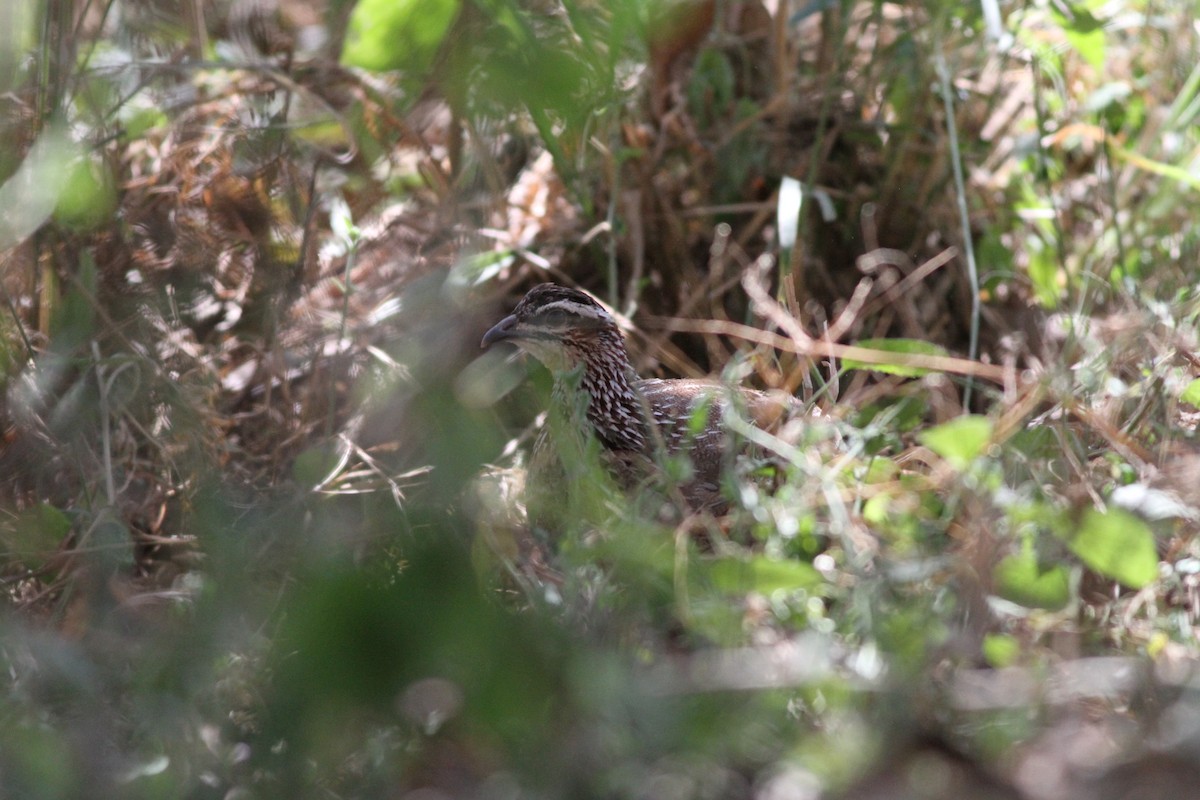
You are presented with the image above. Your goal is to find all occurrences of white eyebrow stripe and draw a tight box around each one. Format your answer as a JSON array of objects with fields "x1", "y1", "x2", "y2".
[{"x1": 537, "y1": 299, "x2": 611, "y2": 321}]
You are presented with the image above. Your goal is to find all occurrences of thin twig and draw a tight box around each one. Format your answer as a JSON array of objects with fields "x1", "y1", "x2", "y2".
[
  {"x1": 740, "y1": 258, "x2": 813, "y2": 348},
  {"x1": 825, "y1": 278, "x2": 875, "y2": 343},
  {"x1": 646, "y1": 316, "x2": 1012, "y2": 384},
  {"x1": 859, "y1": 247, "x2": 958, "y2": 319}
]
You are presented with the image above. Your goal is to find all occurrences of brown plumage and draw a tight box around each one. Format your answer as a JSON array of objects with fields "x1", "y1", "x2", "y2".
[{"x1": 481, "y1": 283, "x2": 793, "y2": 526}]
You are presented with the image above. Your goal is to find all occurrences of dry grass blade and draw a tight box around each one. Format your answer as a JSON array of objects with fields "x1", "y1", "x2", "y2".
[{"x1": 647, "y1": 318, "x2": 1011, "y2": 385}]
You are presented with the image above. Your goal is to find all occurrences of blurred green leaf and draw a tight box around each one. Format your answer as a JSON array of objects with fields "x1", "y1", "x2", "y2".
[
  {"x1": 266, "y1": 533, "x2": 569, "y2": 769},
  {"x1": 707, "y1": 555, "x2": 822, "y2": 595},
  {"x1": 688, "y1": 48, "x2": 735, "y2": 126},
  {"x1": 0, "y1": 124, "x2": 73, "y2": 249},
  {"x1": 0, "y1": 721, "x2": 77, "y2": 799},
  {"x1": 982, "y1": 633, "x2": 1021, "y2": 667},
  {"x1": 4, "y1": 503, "x2": 71, "y2": 569},
  {"x1": 918, "y1": 415, "x2": 993, "y2": 470},
  {"x1": 1115, "y1": 145, "x2": 1200, "y2": 190},
  {"x1": 118, "y1": 102, "x2": 167, "y2": 142},
  {"x1": 861, "y1": 491, "x2": 931, "y2": 548},
  {"x1": 977, "y1": 228, "x2": 1015, "y2": 292},
  {"x1": 49, "y1": 253, "x2": 98, "y2": 352},
  {"x1": 54, "y1": 156, "x2": 116, "y2": 231},
  {"x1": 291, "y1": 444, "x2": 344, "y2": 488},
  {"x1": 1049, "y1": 0, "x2": 1106, "y2": 68},
  {"x1": 1026, "y1": 237, "x2": 1061, "y2": 308},
  {"x1": 0, "y1": 0, "x2": 38, "y2": 88},
  {"x1": 1062, "y1": 508, "x2": 1157, "y2": 589},
  {"x1": 1053, "y1": 0, "x2": 1103, "y2": 33},
  {"x1": 994, "y1": 550, "x2": 1071, "y2": 610},
  {"x1": 472, "y1": 33, "x2": 592, "y2": 120},
  {"x1": 292, "y1": 119, "x2": 352, "y2": 152},
  {"x1": 1181, "y1": 378, "x2": 1200, "y2": 409},
  {"x1": 341, "y1": 0, "x2": 460, "y2": 74},
  {"x1": 883, "y1": 34, "x2": 918, "y2": 118},
  {"x1": 1063, "y1": 26, "x2": 1105, "y2": 70},
  {"x1": 877, "y1": 605, "x2": 945, "y2": 671},
  {"x1": 844, "y1": 339, "x2": 952, "y2": 378}
]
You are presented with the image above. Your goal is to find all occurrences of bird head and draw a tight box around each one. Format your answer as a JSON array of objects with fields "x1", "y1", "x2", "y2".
[{"x1": 481, "y1": 283, "x2": 622, "y2": 373}]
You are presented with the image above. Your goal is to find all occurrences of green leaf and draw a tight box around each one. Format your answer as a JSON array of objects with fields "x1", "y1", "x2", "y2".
[
  {"x1": 1063, "y1": 508, "x2": 1157, "y2": 589},
  {"x1": 1054, "y1": 1, "x2": 1103, "y2": 33},
  {"x1": 118, "y1": 103, "x2": 168, "y2": 142},
  {"x1": 1114, "y1": 146, "x2": 1200, "y2": 190},
  {"x1": 1052, "y1": 1, "x2": 1106, "y2": 69},
  {"x1": 1026, "y1": 237, "x2": 1061, "y2": 308},
  {"x1": 843, "y1": 339, "x2": 952, "y2": 378},
  {"x1": 50, "y1": 251, "x2": 98, "y2": 351},
  {"x1": 1064, "y1": 27, "x2": 1105, "y2": 70},
  {"x1": 3, "y1": 503, "x2": 72, "y2": 569},
  {"x1": 918, "y1": 415, "x2": 994, "y2": 470},
  {"x1": 341, "y1": 0, "x2": 460, "y2": 74},
  {"x1": 982, "y1": 633, "x2": 1021, "y2": 667},
  {"x1": 862, "y1": 493, "x2": 890, "y2": 527},
  {"x1": 994, "y1": 551, "x2": 1070, "y2": 610},
  {"x1": 707, "y1": 555, "x2": 822, "y2": 596},
  {"x1": 1180, "y1": 378, "x2": 1200, "y2": 409},
  {"x1": 54, "y1": 155, "x2": 116, "y2": 231},
  {"x1": 292, "y1": 444, "x2": 344, "y2": 489},
  {"x1": 0, "y1": 123, "x2": 73, "y2": 249},
  {"x1": 688, "y1": 48, "x2": 735, "y2": 125}
]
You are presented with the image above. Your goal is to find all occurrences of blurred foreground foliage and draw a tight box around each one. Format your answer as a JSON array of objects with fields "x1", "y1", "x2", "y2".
[{"x1": 0, "y1": 0, "x2": 1198, "y2": 798}]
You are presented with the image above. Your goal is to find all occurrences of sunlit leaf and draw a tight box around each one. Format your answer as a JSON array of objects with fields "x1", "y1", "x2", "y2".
[
  {"x1": 918, "y1": 415, "x2": 993, "y2": 470},
  {"x1": 994, "y1": 551, "x2": 1071, "y2": 610},
  {"x1": 843, "y1": 339, "x2": 952, "y2": 377},
  {"x1": 1180, "y1": 378, "x2": 1200, "y2": 409},
  {"x1": 341, "y1": 0, "x2": 460, "y2": 74},
  {"x1": 1063, "y1": 508, "x2": 1157, "y2": 589},
  {"x1": 1026, "y1": 239, "x2": 1061, "y2": 308},
  {"x1": 707, "y1": 555, "x2": 822, "y2": 595},
  {"x1": 1051, "y1": 0, "x2": 1106, "y2": 68},
  {"x1": 1064, "y1": 27, "x2": 1105, "y2": 70},
  {"x1": 982, "y1": 633, "x2": 1021, "y2": 667},
  {"x1": 292, "y1": 119, "x2": 352, "y2": 152},
  {"x1": 862, "y1": 493, "x2": 890, "y2": 527}
]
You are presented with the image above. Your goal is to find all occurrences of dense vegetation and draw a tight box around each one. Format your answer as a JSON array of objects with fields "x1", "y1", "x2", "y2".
[{"x1": 0, "y1": 0, "x2": 1197, "y2": 797}]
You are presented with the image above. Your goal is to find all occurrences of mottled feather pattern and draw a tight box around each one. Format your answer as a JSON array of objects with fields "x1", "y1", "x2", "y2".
[
  {"x1": 568, "y1": 328, "x2": 648, "y2": 452},
  {"x1": 482, "y1": 283, "x2": 796, "y2": 517}
]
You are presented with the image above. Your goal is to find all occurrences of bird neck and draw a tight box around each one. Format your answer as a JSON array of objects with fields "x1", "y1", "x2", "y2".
[{"x1": 554, "y1": 328, "x2": 648, "y2": 451}]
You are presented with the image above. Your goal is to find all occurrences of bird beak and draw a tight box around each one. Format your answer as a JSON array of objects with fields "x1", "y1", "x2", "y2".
[{"x1": 480, "y1": 314, "x2": 518, "y2": 349}]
